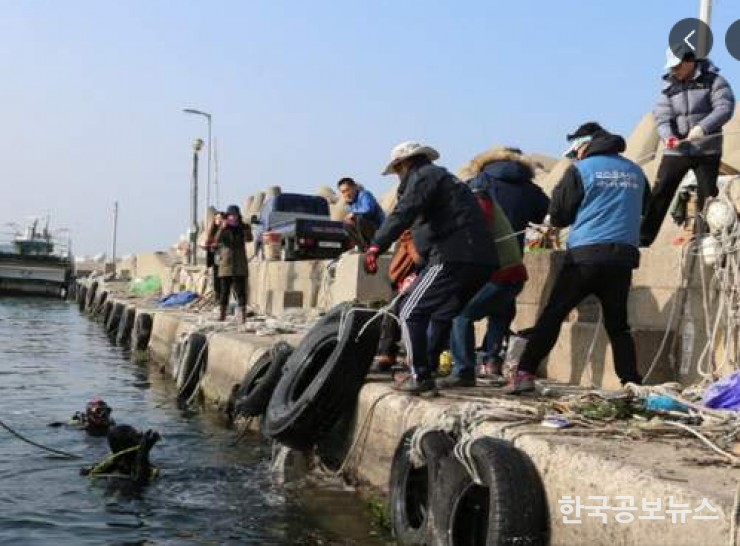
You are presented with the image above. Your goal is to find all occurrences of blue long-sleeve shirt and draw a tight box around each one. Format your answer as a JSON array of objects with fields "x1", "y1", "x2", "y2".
[{"x1": 349, "y1": 189, "x2": 385, "y2": 226}]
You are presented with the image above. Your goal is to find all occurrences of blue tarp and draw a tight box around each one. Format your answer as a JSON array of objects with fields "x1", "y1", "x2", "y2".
[
  {"x1": 158, "y1": 291, "x2": 199, "y2": 308},
  {"x1": 703, "y1": 371, "x2": 740, "y2": 410}
]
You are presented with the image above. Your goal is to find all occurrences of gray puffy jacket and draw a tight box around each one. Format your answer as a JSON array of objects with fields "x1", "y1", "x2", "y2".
[{"x1": 654, "y1": 59, "x2": 735, "y2": 156}]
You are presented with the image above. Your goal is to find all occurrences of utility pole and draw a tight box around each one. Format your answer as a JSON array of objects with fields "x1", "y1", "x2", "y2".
[
  {"x1": 182, "y1": 108, "x2": 212, "y2": 223},
  {"x1": 190, "y1": 139, "x2": 204, "y2": 265},
  {"x1": 111, "y1": 201, "x2": 118, "y2": 276},
  {"x1": 698, "y1": 0, "x2": 713, "y2": 55}
]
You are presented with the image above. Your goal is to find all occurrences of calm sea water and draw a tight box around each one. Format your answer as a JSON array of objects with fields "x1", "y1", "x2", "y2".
[{"x1": 0, "y1": 297, "x2": 389, "y2": 546}]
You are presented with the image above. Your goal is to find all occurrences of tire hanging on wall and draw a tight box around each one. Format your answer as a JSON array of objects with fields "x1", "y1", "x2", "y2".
[
  {"x1": 131, "y1": 313, "x2": 153, "y2": 351},
  {"x1": 105, "y1": 302, "x2": 125, "y2": 335},
  {"x1": 100, "y1": 300, "x2": 114, "y2": 326},
  {"x1": 429, "y1": 437, "x2": 549, "y2": 546},
  {"x1": 94, "y1": 291, "x2": 108, "y2": 316},
  {"x1": 77, "y1": 285, "x2": 88, "y2": 312},
  {"x1": 265, "y1": 302, "x2": 381, "y2": 450},
  {"x1": 389, "y1": 427, "x2": 456, "y2": 546},
  {"x1": 85, "y1": 281, "x2": 98, "y2": 312},
  {"x1": 116, "y1": 306, "x2": 136, "y2": 347},
  {"x1": 176, "y1": 332, "x2": 208, "y2": 402},
  {"x1": 234, "y1": 341, "x2": 294, "y2": 418}
]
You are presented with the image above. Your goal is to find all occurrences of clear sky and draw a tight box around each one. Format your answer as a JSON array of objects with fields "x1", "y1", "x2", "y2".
[{"x1": 1, "y1": 1, "x2": 738, "y2": 256}]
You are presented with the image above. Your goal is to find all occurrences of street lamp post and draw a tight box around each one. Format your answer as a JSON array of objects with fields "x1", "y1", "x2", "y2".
[
  {"x1": 182, "y1": 108, "x2": 212, "y2": 211},
  {"x1": 190, "y1": 138, "x2": 204, "y2": 265}
]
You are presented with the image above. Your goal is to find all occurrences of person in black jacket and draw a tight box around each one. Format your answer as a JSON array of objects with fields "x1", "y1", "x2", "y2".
[
  {"x1": 365, "y1": 141, "x2": 497, "y2": 394},
  {"x1": 506, "y1": 123, "x2": 650, "y2": 394},
  {"x1": 463, "y1": 148, "x2": 550, "y2": 371}
]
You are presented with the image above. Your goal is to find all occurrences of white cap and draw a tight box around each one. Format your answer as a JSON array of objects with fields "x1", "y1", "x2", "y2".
[
  {"x1": 382, "y1": 141, "x2": 440, "y2": 175},
  {"x1": 664, "y1": 44, "x2": 695, "y2": 71}
]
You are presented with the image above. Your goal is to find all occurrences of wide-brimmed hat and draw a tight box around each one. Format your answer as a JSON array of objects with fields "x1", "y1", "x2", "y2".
[{"x1": 382, "y1": 141, "x2": 440, "y2": 175}]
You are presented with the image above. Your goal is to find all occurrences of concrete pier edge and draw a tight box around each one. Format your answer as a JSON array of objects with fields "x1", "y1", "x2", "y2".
[{"x1": 78, "y1": 280, "x2": 740, "y2": 546}]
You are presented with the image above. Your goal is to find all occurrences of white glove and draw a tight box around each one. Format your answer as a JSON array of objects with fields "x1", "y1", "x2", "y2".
[{"x1": 688, "y1": 125, "x2": 705, "y2": 141}]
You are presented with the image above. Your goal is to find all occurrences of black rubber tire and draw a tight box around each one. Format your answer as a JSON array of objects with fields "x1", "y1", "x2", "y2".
[
  {"x1": 116, "y1": 306, "x2": 136, "y2": 346},
  {"x1": 90, "y1": 290, "x2": 107, "y2": 318},
  {"x1": 77, "y1": 285, "x2": 88, "y2": 311},
  {"x1": 85, "y1": 281, "x2": 98, "y2": 312},
  {"x1": 430, "y1": 437, "x2": 549, "y2": 546},
  {"x1": 176, "y1": 332, "x2": 208, "y2": 402},
  {"x1": 265, "y1": 303, "x2": 381, "y2": 450},
  {"x1": 132, "y1": 313, "x2": 153, "y2": 351},
  {"x1": 105, "y1": 302, "x2": 125, "y2": 335},
  {"x1": 234, "y1": 341, "x2": 294, "y2": 418},
  {"x1": 100, "y1": 300, "x2": 114, "y2": 325},
  {"x1": 389, "y1": 427, "x2": 456, "y2": 546}
]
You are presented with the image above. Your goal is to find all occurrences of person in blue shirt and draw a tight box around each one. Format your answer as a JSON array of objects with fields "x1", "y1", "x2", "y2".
[
  {"x1": 506, "y1": 123, "x2": 650, "y2": 394},
  {"x1": 337, "y1": 177, "x2": 386, "y2": 250}
]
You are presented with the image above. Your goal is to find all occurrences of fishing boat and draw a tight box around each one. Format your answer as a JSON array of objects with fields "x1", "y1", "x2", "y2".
[{"x1": 0, "y1": 217, "x2": 73, "y2": 298}]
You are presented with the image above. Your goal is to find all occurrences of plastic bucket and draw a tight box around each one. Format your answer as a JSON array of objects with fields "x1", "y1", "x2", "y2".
[{"x1": 263, "y1": 232, "x2": 282, "y2": 261}]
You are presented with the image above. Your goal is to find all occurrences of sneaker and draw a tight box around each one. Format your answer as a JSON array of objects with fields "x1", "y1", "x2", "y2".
[
  {"x1": 504, "y1": 371, "x2": 537, "y2": 395},
  {"x1": 392, "y1": 375, "x2": 437, "y2": 395},
  {"x1": 436, "y1": 374, "x2": 476, "y2": 389}
]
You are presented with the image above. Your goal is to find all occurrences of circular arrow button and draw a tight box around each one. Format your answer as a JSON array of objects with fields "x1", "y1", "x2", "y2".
[
  {"x1": 669, "y1": 18, "x2": 713, "y2": 60},
  {"x1": 727, "y1": 20, "x2": 740, "y2": 61}
]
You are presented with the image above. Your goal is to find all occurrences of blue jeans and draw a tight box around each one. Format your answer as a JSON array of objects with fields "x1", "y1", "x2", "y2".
[
  {"x1": 482, "y1": 298, "x2": 517, "y2": 363},
  {"x1": 451, "y1": 281, "x2": 524, "y2": 377}
]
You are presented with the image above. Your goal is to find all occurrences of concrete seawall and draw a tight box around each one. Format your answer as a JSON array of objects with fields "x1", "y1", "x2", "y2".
[{"x1": 77, "y1": 283, "x2": 740, "y2": 546}]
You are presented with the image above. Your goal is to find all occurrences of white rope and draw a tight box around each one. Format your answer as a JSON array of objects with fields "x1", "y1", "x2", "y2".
[{"x1": 663, "y1": 421, "x2": 740, "y2": 464}]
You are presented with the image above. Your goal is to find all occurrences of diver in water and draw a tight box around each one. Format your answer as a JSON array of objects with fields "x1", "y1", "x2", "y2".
[
  {"x1": 48, "y1": 397, "x2": 115, "y2": 437},
  {"x1": 81, "y1": 424, "x2": 160, "y2": 489}
]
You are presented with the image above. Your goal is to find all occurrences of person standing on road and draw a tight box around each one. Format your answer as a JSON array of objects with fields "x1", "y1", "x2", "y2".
[
  {"x1": 364, "y1": 141, "x2": 497, "y2": 394},
  {"x1": 215, "y1": 205, "x2": 253, "y2": 323},
  {"x1": 506, "y1": 123, "x2": 649, "y2": 394},
  {"x1": 337, "y1": 177, "x2": 386, "y2": 250},
  {"x1": 640, "y1": 47, "x2": 735, "y2": 246}
]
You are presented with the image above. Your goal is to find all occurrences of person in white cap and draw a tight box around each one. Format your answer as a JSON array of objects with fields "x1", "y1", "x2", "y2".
[
  {"x1": 640, "y1": 46, "x2": 735, "y2": 246},
  {"x1": 364, "y1": 141, "x2": 497, "y2": 394}
]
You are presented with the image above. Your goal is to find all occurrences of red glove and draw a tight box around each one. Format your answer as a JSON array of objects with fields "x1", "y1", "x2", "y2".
[
  {"x1": 666, "y1": 136, "x2": 680, "y2": 150},
  {"x1": 364, "y1": 245, "x2": 380, "y2": 275}
]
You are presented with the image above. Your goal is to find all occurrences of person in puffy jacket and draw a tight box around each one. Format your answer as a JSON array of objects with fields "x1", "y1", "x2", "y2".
[
  {"x1": 640, "y1": 48, "x2": 735, "y2": 246},
  {"x1": 364, "y1": 141, "x2": 497, "y2": 394},
  {"x1": 463, "y1": 148, "x2": 550, "y2": 370},
  {"x1": 507, "y1": 123, "x2": 649, "y2": 394},
  {"x1": 437, "y1": 189, "x2": 527, "y2": 389}
]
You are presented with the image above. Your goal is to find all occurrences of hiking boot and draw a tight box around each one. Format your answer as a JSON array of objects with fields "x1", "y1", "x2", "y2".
[
  {"x1": 504, "y1": 371, "x2": 537, "y2": 395},
  {"x1": 435, "y1": 374, "x2": 476, "y2": 389},
  {"x1": 393, "y1": 375, "x2": 437, "y2": 395}
]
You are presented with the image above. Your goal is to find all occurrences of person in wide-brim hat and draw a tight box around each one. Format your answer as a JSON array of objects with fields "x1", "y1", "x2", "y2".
[{"x1": 381, "y1": 141, "x2": 440, "y2": 175}]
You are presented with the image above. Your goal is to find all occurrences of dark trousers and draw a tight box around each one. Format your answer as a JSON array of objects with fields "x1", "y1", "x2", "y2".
[
  {"x1": 517, "y1": 263, "x2": 641, "y2": 385},
  {"x1": 344, "y1": 215, "x2": 379, "y2": 251},
  {"x1": 211, "y1": 264, "x2": 221, "y2": 299},
  {"x1": 377, "y1": 296, "x2": 403, "y2": 358},
  {"x1": 219, "y1": 275, "x2": 247, "y2": 309},
  {"x1": 640, "y1": 154, "x2": 721, "y2": 246},
  {"x1": 399, "y1": 262, "x2": 491, "y2": 380}
]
